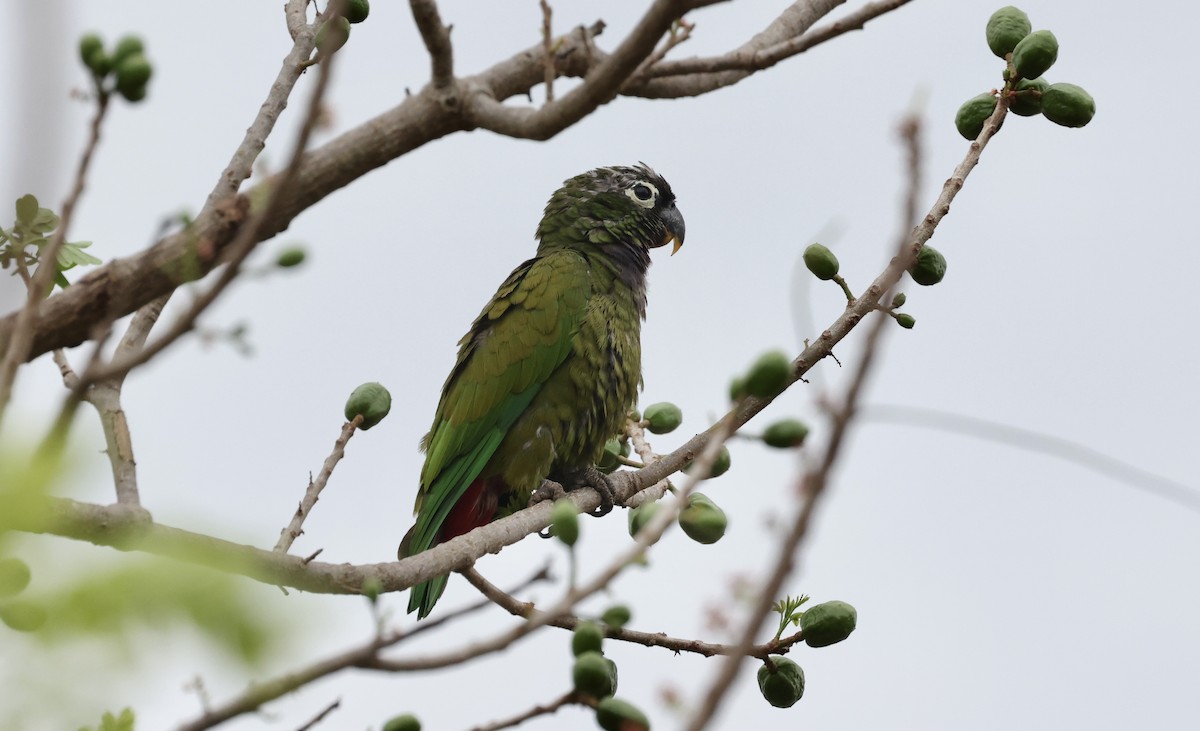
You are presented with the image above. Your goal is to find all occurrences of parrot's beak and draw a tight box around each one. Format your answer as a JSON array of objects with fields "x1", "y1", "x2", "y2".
[{"x1": 659, "y1": 204, "x2": 686, "y2": 255}]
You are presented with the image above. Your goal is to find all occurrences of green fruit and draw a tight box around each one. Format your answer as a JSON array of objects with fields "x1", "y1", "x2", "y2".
[
  {"x1": 908, "y1": 246, "x2": 947, "y2": 286},
  {"x1": 890, "y1": 292, "x2": 906, "y2": 309},
  {"x1": 79, "y1": 34, "x2": 103, "y2": 69},
  {"x1": 601, "y1": 604, "x2": 631, "y2": 629},
  {"x1": 678, "y1": 493, "x2": 727, "y2": 544},
  {"x1": 627, "y1": 502, "x2": 661, "y2": 538},
  {"x1": 118, "y1": 83, "x2": 148, "y2": 103},
  {"x1": 597, "y1": 437, "x2": 628, "y2": 474},
  {"x1": 344, "y1": 382, "x2": 391, "y2": 429},
  {"x1": 595, "y1": 697, "x2": 649, "y2": 731},
  {"x1": 729, "y1": 376, "x2": 746, "y2": 402},
  {"x1": 744, "y1": 350, "x2": 791, "y2": 398},
  {"x1": 763, "y1": 419, "x2": 809, "y2": 449},
  {"x1": 572, "y1": 620, "x2": 605, "y2": 656},
  {"x1": 0, "y1": 558, "x2": 31, "y2": 598},
  {"x1": 803, "y1": 243, "x2": 840, "y2": 281},
  {"x1": 1009, "y1": 76, "x2": 1048, "y2": 117},
  {"x1": 895, "y1": 313, "x2": 916, "y2": 329},
  {"x1": 551, "y1": 499, "x2": 580, "y2": 547},
  {"x1": 757, "y1": 656, "x2": 805, "y2": 708},
  {"x1": 1011, "y1": 30, "x2": 1058, "y2": 80},
  {"x1": 955, "y1": 93, "x2": 998, "y2": 140},
  {"x1": 316, "y1": 17, "x2": 352, "y2": 55},
  {"x1": 985, "y1": 6, "x2": 1031, "y2": 58},
  {"x1": 1041, "y1": 82, "x2": 1096, "y2": 128},
  {"x1": 643, "y1": 402, "x2": 683, "y2": 434},
  {"x1": 115, "y1": 54, "x2": 153, "y2": 91},
  {"x1": 381, "y1": 714, "x2": 421, "y2": 731},
  {"x1": 801, "y1": 600, "x2": 857, "y2": 647},
  {"x1": 684, "y1": 444, "x2": 731, "y2": 479},
  {"x1": 111, "y1": 36, "x2": 145, "y2": 66},
  {"x1": 573, "y1": 651, "x2": 617, "y2": 698},
  {"x1": 276, "y1": 247, "x2": 307, "y2": 268},
  {"x1": 0, "y1": 601, "x2": 47, "y2": 632},
  {"x1": 346, "y1": 0, "x2": 370, "y2": 23}
]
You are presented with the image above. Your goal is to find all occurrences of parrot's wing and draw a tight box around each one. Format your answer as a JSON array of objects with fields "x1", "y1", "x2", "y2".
[{"x1": 406, "y1": 249, "x2": 592, "y2": 557}]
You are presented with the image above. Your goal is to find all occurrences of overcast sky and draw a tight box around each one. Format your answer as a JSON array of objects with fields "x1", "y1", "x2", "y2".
[{"x1": 2, "y1": 1, "x2": 1199, "y2": 730}]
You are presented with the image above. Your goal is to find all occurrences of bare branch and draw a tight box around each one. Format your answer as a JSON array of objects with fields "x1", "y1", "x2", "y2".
[
  {"x1": 274, "y1": 419, "x2": 361, "y2": 553},
  {"x1": 174, "y1": 565, "x2": 552, "y2": 731},
  {"x1": 464, "y1": 0, "x2": 723, "y2": 140},
  {"x1": 470, "y1": 691, "x2": 579, "y2": 731},
  {"x1": 539, "y1": 0, "x2": 555, "y2": 102},
  {"x1": 294, "y1": 698, "x2": 340, "y2": 731},
  {"x1": 410, "y1": 0, "x2": 454, "y2": 88},
  {"x1": 463, "y1": 567, "x2": 805, "y2": 659},
  {"x1": 638, "y1": 0, "x2": 913, "y2": 89}
]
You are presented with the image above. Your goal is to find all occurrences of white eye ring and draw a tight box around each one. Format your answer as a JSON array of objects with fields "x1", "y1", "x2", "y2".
[{"x1": 625, "y1": 182, "x2": 658, "y2": 208}]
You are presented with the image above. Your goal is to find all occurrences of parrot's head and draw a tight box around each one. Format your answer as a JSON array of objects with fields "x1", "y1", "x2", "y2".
[{"x1": 536, "y1": 163, "x2": 685, "y2": 258}]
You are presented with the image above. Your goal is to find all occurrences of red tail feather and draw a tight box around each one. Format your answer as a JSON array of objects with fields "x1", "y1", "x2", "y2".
[{"x1": 440, "y1": 476, "x2": 503, "y2": 542}]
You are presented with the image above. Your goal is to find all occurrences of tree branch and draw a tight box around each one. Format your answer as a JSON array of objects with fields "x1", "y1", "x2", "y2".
[
  {"x1": 274, "y1": 418, "x2": 360, "y2": 553},
  {"x1": 174, "y1": 565, "x2": 552, "y2": 731},
  {"x1": 409, "y1": 0, "x2": 454, "y2": 89},
  {"x1": 462, "y1": 567, "x2": 804, "y2": 659}
]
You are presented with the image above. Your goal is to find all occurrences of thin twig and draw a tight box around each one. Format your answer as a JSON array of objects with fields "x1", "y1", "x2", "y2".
[
  {"x1": 862, "y1": 404, "x2": 1200, "y2": 514},
  {"x1": 539, "y1": 0, "x2": 555, "y2": 102},
  {"x1": 0, "y1": 92, "x2": 110, "y2": 428},
  {"x1": 274, "y1": 417, "x2": 361, "y2": 553},
  {"x1": 410, "y1": 0, "x2": 454, "y2": 88},
  {"x1": 174, "y1": 565, "x2": 552, "y2": 731},
  {"x1": 470, "y1": 690, "x2": 579, "y2": 731},
  {"x1": 295, "y1": 698, "x2": 340, "y2": 731},
  {"x1": 463, "y1": 567, "x2": 804, "y2": 659}
]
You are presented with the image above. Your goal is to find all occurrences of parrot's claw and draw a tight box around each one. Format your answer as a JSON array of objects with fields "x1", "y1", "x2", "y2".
[
  {"x1": 579, "y1": 467, "x2": 615, "y2": 517},
  {"x1": 530, "y1": 479, "x2": 569, "y2": 509}
]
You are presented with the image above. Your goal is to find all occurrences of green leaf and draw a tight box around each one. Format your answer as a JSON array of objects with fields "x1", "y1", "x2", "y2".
[
  {"x1": 57, "y1": 241, "x2": 101, "y2": 268},
  {"x1": 32, "y1": 207, "x2": 60, "y2": 234},
  {"x1": 15, "y1": 195, "x2": 38, "y2": 226}
]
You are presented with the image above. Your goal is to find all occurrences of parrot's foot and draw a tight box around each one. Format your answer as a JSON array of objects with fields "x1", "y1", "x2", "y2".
[
  {"x1": 577, "y1": 467, "x2": 615, "y2": 518},
  {"x1": 530, "y1": 469, "x2": 616, "y2": 519}
]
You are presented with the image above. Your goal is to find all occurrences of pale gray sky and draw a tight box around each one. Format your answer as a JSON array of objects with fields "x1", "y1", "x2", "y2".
[{"x1": 2, "y1": 1, "x2": 1198, "y2": 730}]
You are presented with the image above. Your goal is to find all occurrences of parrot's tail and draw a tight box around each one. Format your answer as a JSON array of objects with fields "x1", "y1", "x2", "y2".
[{"x1": 408, "y1": 575, "x2": 449, "y2": 619}]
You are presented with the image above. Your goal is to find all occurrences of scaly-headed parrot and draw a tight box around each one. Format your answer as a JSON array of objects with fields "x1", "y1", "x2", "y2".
[{"x1": 400, "y1": 164, "x2": 685, "y2": 618}]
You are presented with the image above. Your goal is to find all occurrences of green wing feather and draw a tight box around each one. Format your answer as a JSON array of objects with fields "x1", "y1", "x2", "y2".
[{"x1": 406, "y1": 250, "x2": 592, "y2": 616}]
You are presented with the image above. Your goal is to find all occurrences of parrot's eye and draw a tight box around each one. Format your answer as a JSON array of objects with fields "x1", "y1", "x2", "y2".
[{"x1": 626, "y1": 182, "x2": 658, "y2": 208}]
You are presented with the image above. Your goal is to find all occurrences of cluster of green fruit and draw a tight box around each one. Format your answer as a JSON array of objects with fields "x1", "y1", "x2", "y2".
[
  {"x1": 314, "y1": 0, "x2": 371, "y2": 60},
  {"x1": 0, "y1": 557, "x2": 44, "y2": 632},
  {"x1": 804, "y1": 242, "x2": 946, "y2": 329},
  {"x1": 569, "y1": 616, "x2": 652, "y2": 730},
  {"x1": 78, "y1": 34, "x2": 152, "y2": 103},
  {"x1": 758, "y1": 600, "x2": 858, "y2": 708},
  {"x1": 956, "y1": 6, "x2": 1096, "y2": 139}
]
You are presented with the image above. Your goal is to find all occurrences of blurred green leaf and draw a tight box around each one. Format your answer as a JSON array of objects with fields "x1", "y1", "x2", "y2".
[
  {"x1": 32, "y1": 559, "x2": 287, "y2": 665},
  {"x1": 32, "y1": 207, "x2": 60, "y2": 234},
  {"x1": 57, "y1": 241, "x2": 101, "y2": 268}
]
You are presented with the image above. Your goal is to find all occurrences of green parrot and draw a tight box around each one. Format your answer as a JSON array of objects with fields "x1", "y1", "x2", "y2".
[{"x1": 400, "y1": 164, "x2": 685, "y2": 619}]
